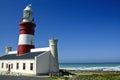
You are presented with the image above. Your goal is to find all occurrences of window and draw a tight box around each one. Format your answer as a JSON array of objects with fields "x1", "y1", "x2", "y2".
[
  {"x1": 16, "y1": 63, "x2": 19, "y2": 69},
  {"x1": 23, "y1": 63, "x2": 25, "y2": 70},
  {"x1": 30, "y1": 63, "x2": 33, "y2": 70},
  {"x1": 1, "y1": 63, "x2": 4, "y2": 68},
  {"x1": 11, "y1": 64, "x2": 13, "y2": 69},
  {"x1": 6, "y1": 64, "x2": 8, "y2": 68}
]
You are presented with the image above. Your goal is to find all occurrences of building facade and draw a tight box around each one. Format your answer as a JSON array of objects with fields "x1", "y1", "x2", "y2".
[{"x1": 0, "y1": 5, "x2": 59, "y2": 75}]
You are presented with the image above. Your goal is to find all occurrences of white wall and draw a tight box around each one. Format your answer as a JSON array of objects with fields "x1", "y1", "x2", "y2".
[
  {"x1": 8, "y1": 51, "x2": 17, "y2": 54},
  {"x1": 35, "y1": 52, "x2": 50, "y2": 75},
  {"x1": 49, "y1": 39, "x2": 59, "y2": 73},
  {"x1": 31, "y1": 47, "x2": 50, "y2": 52},
  {"x1": 0, "y1": 59, "x2": 35, "y2": 75},
  {"x1": 0, "y1": 51, "x2": 52, "y2": 75}
]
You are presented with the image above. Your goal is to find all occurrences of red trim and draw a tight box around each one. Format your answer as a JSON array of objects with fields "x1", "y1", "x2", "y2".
[
  {"x1": 17, "y1": 45, "x2": 34, "y2": 55},
  {"x1": 19, "y1": 22, "x2": 36, "y2": 35}
]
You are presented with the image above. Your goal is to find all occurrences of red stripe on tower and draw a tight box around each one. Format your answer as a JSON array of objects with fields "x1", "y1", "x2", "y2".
[{"x1": 17, "y1": 4, "x2": 36, "y2": 55}]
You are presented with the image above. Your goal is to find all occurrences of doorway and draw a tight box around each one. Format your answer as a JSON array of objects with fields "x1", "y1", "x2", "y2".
[{"x1": 8, "y1": 64, "x2": 11, "y2": 73}]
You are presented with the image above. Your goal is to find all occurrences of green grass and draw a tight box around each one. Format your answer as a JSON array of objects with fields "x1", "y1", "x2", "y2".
[
  {"x1": 69, "y1": 74, "x2": 120, "y2": 80},
  {"x1": 50, "y1": 71, "x2": 120, "y2": 80},
  {"x1": 50, "y1": 70, "x2": 120, "y2": 80}
]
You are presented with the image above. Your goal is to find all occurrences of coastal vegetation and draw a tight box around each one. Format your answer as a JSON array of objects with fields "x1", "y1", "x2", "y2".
[
  {"x1": 51, "y1": 70, "x2": 120, "y2": 80},
  {"x1": 69, "y1": 73, "x2": 120, "y2": 80}
]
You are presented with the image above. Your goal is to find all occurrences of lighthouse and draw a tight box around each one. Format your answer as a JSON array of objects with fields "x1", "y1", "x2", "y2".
[
  {"x1": 0, "y1": 4, "x2": 59, "y2": 75},
  {"x1": 18, "y1": 4, "x2": 36, "y2": 55}
]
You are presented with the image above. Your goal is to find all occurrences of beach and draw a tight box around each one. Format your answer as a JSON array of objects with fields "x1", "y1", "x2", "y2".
[
  {"x1": 59, "y1": 63, "x2": 120, "y2": 71},
  {"x1": 56, "y1": 63, "x2": 120, "y2": 80}
]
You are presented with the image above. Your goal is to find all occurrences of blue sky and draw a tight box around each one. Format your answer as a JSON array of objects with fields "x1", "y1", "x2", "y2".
[{"x1": 0, "y1": 0, "x2": 120, "y2": 63}]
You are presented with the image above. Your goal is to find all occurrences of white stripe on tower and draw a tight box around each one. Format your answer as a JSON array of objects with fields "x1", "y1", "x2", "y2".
[{"x1": 18, "y1": 34, "x2": 34, "y2": 45}]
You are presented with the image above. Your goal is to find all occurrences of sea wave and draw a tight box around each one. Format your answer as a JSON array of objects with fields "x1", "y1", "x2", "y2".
[{"x1": 60, "y1": 66, "x2": 120, "y2": 71}]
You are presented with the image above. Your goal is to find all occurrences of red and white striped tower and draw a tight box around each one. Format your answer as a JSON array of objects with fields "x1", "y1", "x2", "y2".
[{"x1": 18, "y1": 4, "x2": 36, "y2": 55}]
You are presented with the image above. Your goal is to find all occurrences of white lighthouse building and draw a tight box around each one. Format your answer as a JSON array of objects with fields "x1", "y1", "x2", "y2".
[{"x1": 0, "y1": 5, "x2": 59, "y2": 75}]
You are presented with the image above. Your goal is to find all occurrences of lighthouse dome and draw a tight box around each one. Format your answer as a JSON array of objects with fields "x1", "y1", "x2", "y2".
[{"x1": 24, "y1": 4, "x2": 32, "y2": 11}]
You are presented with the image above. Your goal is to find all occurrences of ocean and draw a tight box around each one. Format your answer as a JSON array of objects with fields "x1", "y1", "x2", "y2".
[{"x1": 59, "y1": 63, "x2": 120, "y2": 71}]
